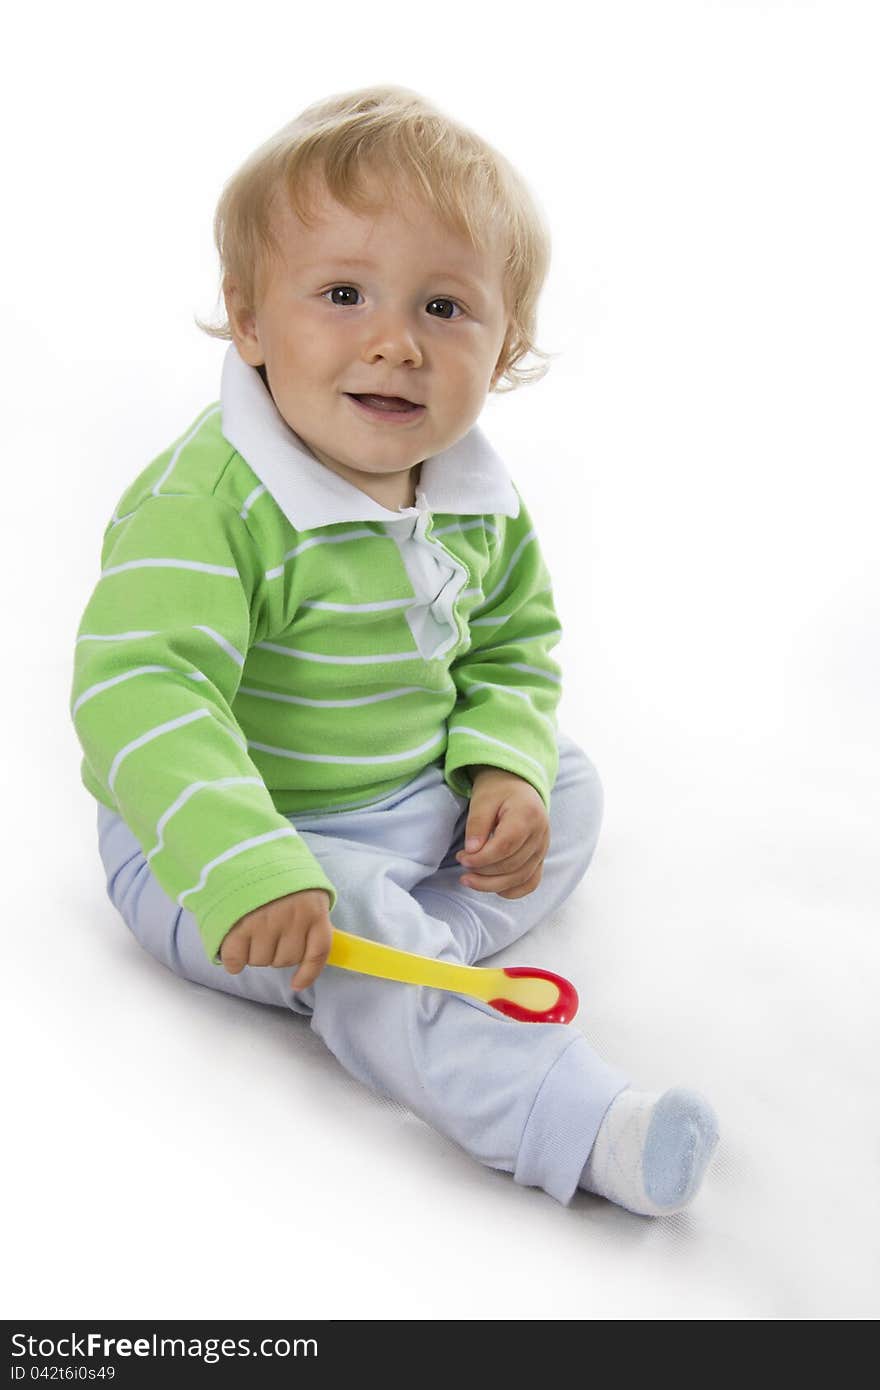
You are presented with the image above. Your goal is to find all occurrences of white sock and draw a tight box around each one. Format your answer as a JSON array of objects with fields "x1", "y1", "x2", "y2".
[{"x1": 580, "y1": 1087, "x2": 719, "y2": 1216}]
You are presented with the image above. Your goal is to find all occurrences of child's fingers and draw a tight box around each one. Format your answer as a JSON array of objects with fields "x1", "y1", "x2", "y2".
[
  {"x1": 220, "y1": 924, "x2": 253, "y2": 974},
  {"x1": 455, "y1": 828, "x2": 531, "y2": 872},
  {"x1": 245, "y1": 925, "x2": 283, "y2": 968},
  {"x1": 460, "y1": 847, "x2": 546, "y2": 895},
  {"x1": 289, "y1": 920, "x2": 333, "y2": 991},
  {"x1": 497, "y1": 866, "x2": 545, "y2": 900},
  {"x1": 289, "y1": 945, "x2": 330, "y2": 990},
  {"x1": 459, "y1": 816, "x2": 497, "y2": 856},
  {"x1": 456, "y1": 828, "x2": 518, "y2": 870},
  {"x1": 457, "y1": 827, "x2": 545, "y2": 875}
]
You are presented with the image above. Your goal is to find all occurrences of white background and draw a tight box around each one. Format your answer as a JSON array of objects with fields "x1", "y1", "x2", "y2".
[{"x1": 3, "y1": 0, "x2": 878, "y2": 1320}]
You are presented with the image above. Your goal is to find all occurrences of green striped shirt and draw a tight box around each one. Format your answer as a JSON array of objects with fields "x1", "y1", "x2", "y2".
[{"x1": 70, "y1": 347, "x2": 563, "y2": 966}]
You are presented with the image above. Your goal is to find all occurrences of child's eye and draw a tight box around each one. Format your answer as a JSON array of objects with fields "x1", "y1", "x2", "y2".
[
  {"x1": 323, "y1": 285, "x2": 363, "y2": 307},
  {"x1": 426, "y1": 297, "x2": 463, "y2": 320},
  {"x1": 321, "y1": 286, "x2": 463, "y2": 319}
]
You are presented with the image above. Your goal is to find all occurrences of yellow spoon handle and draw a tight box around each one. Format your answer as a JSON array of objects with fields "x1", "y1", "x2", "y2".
[{"x1": 326, "y1": 927, "x2": 498, "y2": 1003}]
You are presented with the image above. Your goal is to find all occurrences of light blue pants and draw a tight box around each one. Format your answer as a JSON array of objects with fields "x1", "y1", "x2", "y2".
[{"x1": 96, "y1": 730, "x2": 630, "y2": 1204}]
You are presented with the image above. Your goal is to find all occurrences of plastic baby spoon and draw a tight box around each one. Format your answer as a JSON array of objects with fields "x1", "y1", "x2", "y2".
[{"x1": 326, "y1": 928, "x2": 579, "y2": 1024}]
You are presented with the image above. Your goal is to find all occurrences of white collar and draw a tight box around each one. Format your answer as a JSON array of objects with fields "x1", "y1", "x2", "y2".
[{"x1": 219, "y1": 342, "x2": 520, "y2": 530}]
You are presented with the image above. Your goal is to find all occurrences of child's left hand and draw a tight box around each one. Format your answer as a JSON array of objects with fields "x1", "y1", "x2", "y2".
[{"x1": 455, "y1": 768, "x2": 550, "y2": 899}]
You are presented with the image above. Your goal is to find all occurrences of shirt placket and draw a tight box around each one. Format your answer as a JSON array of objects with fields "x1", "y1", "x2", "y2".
[{"x1": 384, "y1": 492, "x2": 470, "y2": 662}]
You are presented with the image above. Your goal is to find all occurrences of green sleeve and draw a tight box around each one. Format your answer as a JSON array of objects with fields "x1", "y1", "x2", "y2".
[
  {"x1": 70, "y1": 492, "x2": 337, "y2": 965},
  {"x1": 445, "y1": 488, "x2": 562, "y2": 811}
]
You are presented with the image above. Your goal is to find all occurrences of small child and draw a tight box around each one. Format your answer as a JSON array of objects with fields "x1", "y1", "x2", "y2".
[{"x1": 70, "y1": 85, "x2": 718, "y2": 1215}]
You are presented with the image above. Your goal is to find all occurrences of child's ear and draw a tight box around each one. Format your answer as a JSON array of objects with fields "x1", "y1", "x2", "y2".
[{"x1": 224, "y1": 278, "x2": 264, "y2": 366}]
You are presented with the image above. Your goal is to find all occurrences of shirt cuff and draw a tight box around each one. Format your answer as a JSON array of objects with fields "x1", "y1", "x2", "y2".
[{"x1": 197, "y1": 860, "x2": 338, "y2": 966}]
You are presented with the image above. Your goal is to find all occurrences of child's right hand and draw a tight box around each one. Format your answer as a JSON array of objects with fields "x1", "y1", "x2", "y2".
[{"x1": 219, "y1": 889, "x2": 334, "y2": 991}]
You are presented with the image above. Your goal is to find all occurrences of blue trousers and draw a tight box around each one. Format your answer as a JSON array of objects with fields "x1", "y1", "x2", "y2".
[{"x1": 96, "y1": 730, "x2": 630, "y2": 1204}]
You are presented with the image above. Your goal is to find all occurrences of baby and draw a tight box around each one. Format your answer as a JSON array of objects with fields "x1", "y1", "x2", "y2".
[{"x1": 70, "y1": 84, "x2": 718, "y2": 1215}]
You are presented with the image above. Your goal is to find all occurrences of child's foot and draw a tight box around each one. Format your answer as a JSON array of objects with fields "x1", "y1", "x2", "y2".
[{"x1": 579, "y1": 1087, "x2": 719, "y2": 1216}]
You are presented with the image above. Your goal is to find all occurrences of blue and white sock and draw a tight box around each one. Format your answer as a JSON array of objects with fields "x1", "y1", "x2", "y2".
[{"x1": 579, "y1": 1087, "x2": 719, "y2": 1216}]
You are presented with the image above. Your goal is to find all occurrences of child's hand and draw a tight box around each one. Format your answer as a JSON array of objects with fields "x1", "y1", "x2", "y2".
[
  {"x1": 219, "y1": 888, "x2": 334, "y2": 991},
  {"x1": 455, "y1": 769, "x2": 550, "y2": 899}
]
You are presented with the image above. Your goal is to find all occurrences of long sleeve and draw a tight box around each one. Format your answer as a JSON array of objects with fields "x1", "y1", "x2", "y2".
[
  {"x1": 444, "y1": 487, "x2": 562, "y2": 810},
  {"x1": 70, "y1": 492, "x2": 338, "y2": 965}
]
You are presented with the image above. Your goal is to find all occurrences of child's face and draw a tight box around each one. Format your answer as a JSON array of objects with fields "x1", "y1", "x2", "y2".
[{"x1": 227, "y1": 175, "x2": 510, "y2": 509}]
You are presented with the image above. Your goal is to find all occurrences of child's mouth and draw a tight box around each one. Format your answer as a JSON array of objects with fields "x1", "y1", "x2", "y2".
[{"x1": 345, "y1": 393, "x2": 426, "y2": 423}]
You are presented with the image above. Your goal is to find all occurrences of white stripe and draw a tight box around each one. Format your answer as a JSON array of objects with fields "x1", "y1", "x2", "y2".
[
  {"x1": 76, "y1": 630, "x2": 159, "y2": 643},
  {"x1": 240, "y1": 483, "x2": 267, "y2": 519},
  {"x1": 72, "y1": 664, "x2": 202, "y2": 717},
  {"x1": 222, "y1": 724, "x2": 249, "y2": 753},
  {"x1": 461, "y1": 680, "x2": 557, "y2": 730},
  {"x1": 473, "y1": 625, "x2": 562, "y2": 643},
  {"x1": 301, "y1": 598, "x2": 412, "y2": 614},
  {"x1": 146, "y1": 776, "x2": 265, "y2": 863},
  {"x1": 108, "y1": 709, "x2": 210, "y2": 794},
  {"x1": 238, "y1": 683, "x2": 436, "y2": 709},
  {"x1": 446, "y1": 726, "x2": 544, "y2": 775},
  {"x1": 431, "y1": 518, "x2": 484, "y2": 538},
  {"x1": 178, "y1": 827, "x2": 300, "y2": 907},
  {"x1": 470, "y1": 615, "x2": 508, "y2": 628},
  {"x1": 264, "y1": 527, "x2": 385, "y2": 581},
  {"x1": 101, "y1": 558, "x2": 240, "y2": 579},
  {"x1": 75, "y1": 626, "x2": 249, "y2": 665},
  {"x1": 107, "y1": 494, "x2": 199, "y2": 533},
  {"x1": 482, "y1": 530, "x2": 537, "y2": 606},
  {"x1": 508, "y1": 661, "x2": 562, "y2": 684},
  {"x1": 193, "y1": 625, "x2": 245, "y2": 667},
  {"x1": 248, "y1": 729, "x2": 446, "y2": 766},
  {"x1": 253, "y1": 641, "x2": 422, "y2": 665},
  {"x1": 152, "y1": 405, "x2": 222, "y2": 495}
]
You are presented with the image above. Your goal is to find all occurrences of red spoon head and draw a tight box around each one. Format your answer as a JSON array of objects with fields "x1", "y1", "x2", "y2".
[{"x1": 488, "y1": 966, "x2": 579, "y2": 1024}]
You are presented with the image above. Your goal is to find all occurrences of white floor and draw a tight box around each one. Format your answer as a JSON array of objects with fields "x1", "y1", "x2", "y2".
[
  {"x1": 8, "y1": 638, "x2": 878, "y2": 1319},
  {"x1": 5, "y1": 0, "x2": 879, "y2": 1322}
]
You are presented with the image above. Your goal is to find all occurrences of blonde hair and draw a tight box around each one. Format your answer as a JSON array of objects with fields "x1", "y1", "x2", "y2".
[{"x1": 194, "y1": 84, "x2": 557, "y2": 392}]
